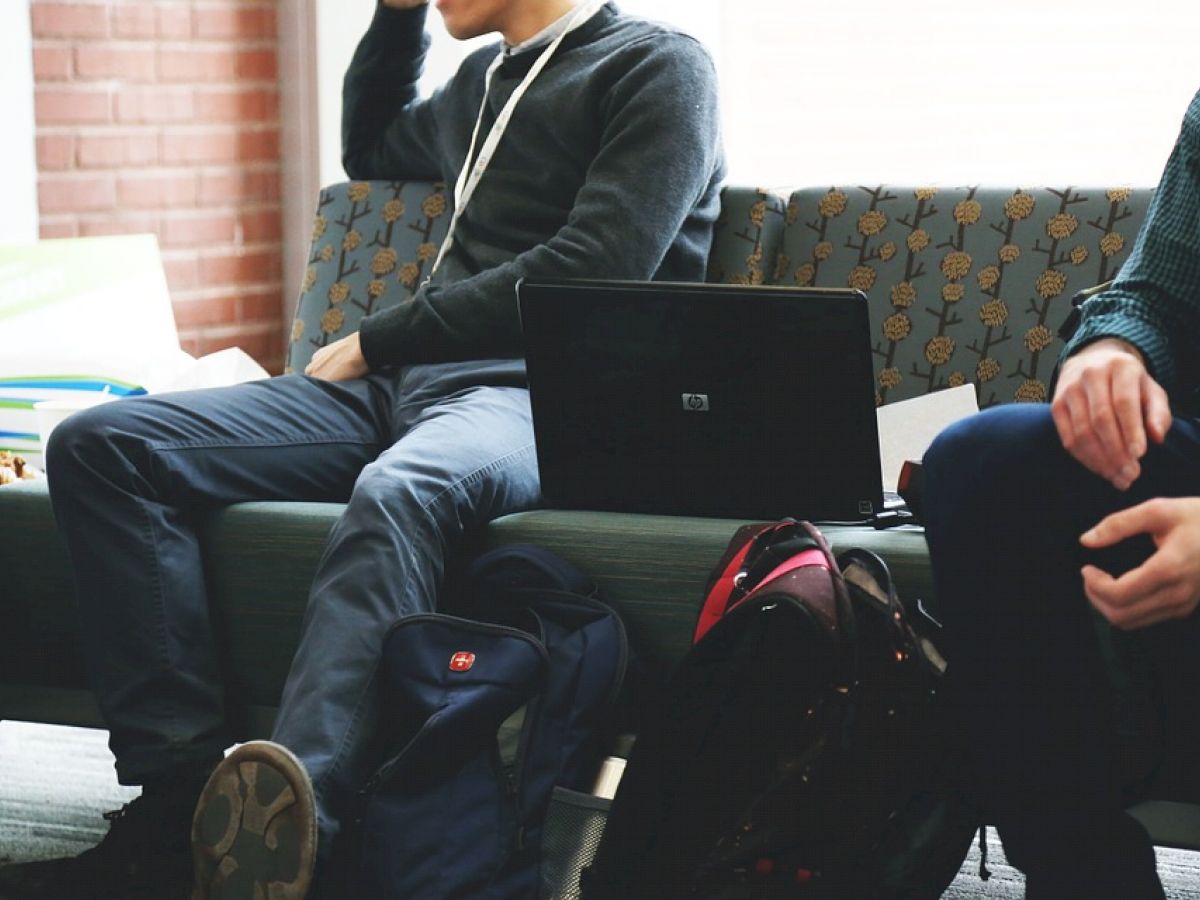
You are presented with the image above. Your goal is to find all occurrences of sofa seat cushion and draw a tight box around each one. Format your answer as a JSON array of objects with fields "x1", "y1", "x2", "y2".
[{"x1": 0, "y1": 480, "x2": 929, "y2": 727}]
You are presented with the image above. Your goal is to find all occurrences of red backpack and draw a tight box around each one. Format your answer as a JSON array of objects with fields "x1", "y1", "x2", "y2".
[{"x1": 582, "y1": 519, "x2": 980, "y2": 898}]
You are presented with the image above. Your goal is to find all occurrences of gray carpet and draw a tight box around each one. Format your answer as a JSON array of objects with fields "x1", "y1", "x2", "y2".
[{"x1": 3, "y1": 721, "x2": 1200, "y2": 897}]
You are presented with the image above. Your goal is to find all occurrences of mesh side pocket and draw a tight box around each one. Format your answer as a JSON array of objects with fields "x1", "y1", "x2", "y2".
[{"x1": 540, "y1": 786, "x2": 612, "y2": 900}]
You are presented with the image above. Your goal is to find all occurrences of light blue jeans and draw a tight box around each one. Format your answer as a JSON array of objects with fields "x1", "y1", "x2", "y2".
[{"x1": 45, "y1": 359, "x2": 542, "y2": 852}]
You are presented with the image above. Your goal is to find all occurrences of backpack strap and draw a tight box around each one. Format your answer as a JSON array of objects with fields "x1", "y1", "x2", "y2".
[
  {"x1": 695, "y1": 520, "x2": 819, "y2": 644},
  {"x1": 838, "y1": 547, "x2": 947, "y2": 677}
]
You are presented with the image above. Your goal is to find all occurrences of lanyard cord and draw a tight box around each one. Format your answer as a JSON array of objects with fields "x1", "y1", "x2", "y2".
[{"x1": 428, "y1": 0, "x2": 609, "y2": 278}]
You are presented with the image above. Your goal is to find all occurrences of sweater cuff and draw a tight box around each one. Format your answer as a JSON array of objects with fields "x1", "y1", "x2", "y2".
[
  {"x1": 370, "y1": 2, "x2": 429, "y2": 44},
  {"x1": 358, "y1": 304, "x2": 410, "y2": 370}
]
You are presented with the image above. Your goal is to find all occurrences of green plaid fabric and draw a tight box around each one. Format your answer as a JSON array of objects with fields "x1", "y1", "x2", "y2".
[{"x1": 1066, "y1": 89, "x2": 1200, "y2": 395}]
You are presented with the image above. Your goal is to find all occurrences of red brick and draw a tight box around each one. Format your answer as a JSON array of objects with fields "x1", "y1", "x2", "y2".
[
  {"x1": 115, "y1": 88, "x2": 195, "y2": 124},
  {"x1": 112, "y1": 5, "x2": 157, "y2": 39},
  {"x1": 158, "y1": 47, "x2": 238, "y2": 82},
  {"x1": 36, "y1": 87, "x2": 111, "y2": 125},
  {"x1": 236, "y1": 49, "x2": 276, "y2": 81},
  {"x1": 36, "y1": 134, "x2": 75, "y2": 171},
  {"x1": 199, "y1": 249, "x2": 281, "y2": 285},
  {"x1": 161, "y1": 212, "x2": 239, "y2": 248},
  {"x1": 77, "y1": 133, "x2": 159, "y2": 168},
  {"x1": 160, "y1": 130, "x2": 239, "y2": 165},
  {"x1": 162, "y1": 255, "x2": 201, "y2": 291},
  {"x1": 198, "y1": 168, "x2": 280, "y2": 204},
  {"x1": 33, "y1": 46, "x2": 73, "y2": 80},
  {"x1": 117, "y1": 173, "x2": 199, "y2": 209},
  {"x1": 172, "y1": 295, "x2": 237, "y2": 328},
  {"x1": 78, "y1": 213, "x2": 160, "y2": 237},
  {"x1": 193, "y1": 6, "x2": 276, "y2": 40},
  {"x1": 157, "y1": 7, "x2": 192, "y2": 39},
  {"x1": 75, "y1": 45, "x2": 158, "y2": 81},
  {"x1": 186, "y1": 330, "x2": 232, "y2": 356},
  {"x1": 193, "y1": 88, "x2": 278, "y2": 123},
  {"x1": 238, "y1": 329, "x2": 285, "y2": 371},
  {"x1": 236, "y1": 129, "x2": 279, "y2": 161},
  {"x1": 31, "y1": 4, "x2": 109, "y2": 39},
  {"x1": 191, "y1": 324, "x2": 280, "y2": 361},
  {"x1": 39, "y1": 219, "x2": 79, "y2": 239},
  {"x1": 38, "y1": 174, "x2": 116, "y2": 212},
  {"x1": 238, "y1": 290, "x2": 283, "y2": 322},
  {"x1": 237, "y1": 208, "x2": 282, "y2": 243}
]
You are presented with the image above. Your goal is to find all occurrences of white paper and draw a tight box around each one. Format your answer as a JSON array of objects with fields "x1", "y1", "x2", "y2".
[
  {"x1": 876, "y1": 384, "x2": 979, "y2": 492},
  {"x1": 1, "y1": 236, "x2": 269, "y2": 470}
]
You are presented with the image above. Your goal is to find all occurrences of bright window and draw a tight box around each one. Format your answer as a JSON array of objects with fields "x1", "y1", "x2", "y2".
[
  {"x1": 621, "y1": 0, "x2": 1200, "y2": 188},
  {"x1": 328, "y1": 1, "x2": 1200, "y2": 190}
]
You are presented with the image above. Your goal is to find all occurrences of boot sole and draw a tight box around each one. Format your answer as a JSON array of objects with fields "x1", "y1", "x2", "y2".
[{"x1": 191, "y1": 740, "x2": 317, "y2": 900}]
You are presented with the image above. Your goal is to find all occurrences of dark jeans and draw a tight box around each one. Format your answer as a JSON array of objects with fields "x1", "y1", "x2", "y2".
[
  {"x1": 44, "y1": 359, "x2": 542, "y2": 851},
  {"x1": 923, "y1": 403, "x2": 1200, "y2": 898}
]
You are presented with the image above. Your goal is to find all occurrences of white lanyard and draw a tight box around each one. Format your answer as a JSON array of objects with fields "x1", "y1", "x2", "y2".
[{"x1": 429, "y1": 0, "x2": 608, "y2": 277}]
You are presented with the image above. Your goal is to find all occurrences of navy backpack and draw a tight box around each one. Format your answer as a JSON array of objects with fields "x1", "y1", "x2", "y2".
[{"x1": 355, "y1": 544, "x2": 627, "y2": 899}]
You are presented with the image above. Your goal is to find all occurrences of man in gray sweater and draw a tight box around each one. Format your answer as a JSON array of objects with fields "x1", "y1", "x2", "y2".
[{"x1": 0, "y1": 1, "x2": 725, "y2": 897}]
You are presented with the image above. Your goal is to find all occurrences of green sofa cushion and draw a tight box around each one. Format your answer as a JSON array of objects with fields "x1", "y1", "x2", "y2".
[{"x1": 0, "y1": 479, "x2": 929, "y2": 730}]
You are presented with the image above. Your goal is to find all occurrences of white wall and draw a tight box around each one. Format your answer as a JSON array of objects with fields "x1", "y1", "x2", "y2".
[{"x1": 1, "y1": 0, "x2": 39, "y2": 243}]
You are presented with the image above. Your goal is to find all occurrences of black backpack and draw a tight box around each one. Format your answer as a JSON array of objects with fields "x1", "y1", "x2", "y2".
[
  {"x1": 582, "y1": 520, "x2": 979, "y2": 899},
  {"x1": 355, "y1": 544, "x2": 628, "y2": 899}
]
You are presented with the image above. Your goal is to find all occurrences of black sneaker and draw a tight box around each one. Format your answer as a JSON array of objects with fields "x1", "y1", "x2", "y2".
[
  {"x1": 191, "y1": 741, "x2": 316, "y2": 900},
  {"x1": 0, "y1": 787, "x2": 196, "y2": 899}
]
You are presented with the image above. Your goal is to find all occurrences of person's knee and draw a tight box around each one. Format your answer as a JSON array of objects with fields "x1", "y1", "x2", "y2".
[
  {"x1": 45, "y1": 403, "x2": 124, "y2": 479},
  {"x1": 347, "y1": 464, "x2": 434, "y2": 531},
  {"x1": 925, "y1": 406, "x2": 1059, "y2": 505}
]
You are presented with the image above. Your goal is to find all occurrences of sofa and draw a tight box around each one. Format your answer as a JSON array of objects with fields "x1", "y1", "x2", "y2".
[{"x1": 7, "y1": 179, "x2": 1200, "y2": 848}]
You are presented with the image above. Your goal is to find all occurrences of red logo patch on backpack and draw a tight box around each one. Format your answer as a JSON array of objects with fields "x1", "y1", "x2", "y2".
[{"x1": 449, "y1": 651, "x2": 475, "y2": 672}]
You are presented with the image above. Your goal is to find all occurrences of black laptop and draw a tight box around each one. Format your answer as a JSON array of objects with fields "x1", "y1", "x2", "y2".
[{"x1": 516, "y1": 279, "x2": 885, "y2": 521}]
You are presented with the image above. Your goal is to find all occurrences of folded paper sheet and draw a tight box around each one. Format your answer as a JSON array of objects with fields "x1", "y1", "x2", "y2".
[
  {"x1": 1, "y1": 235, "x2": 268, "y2": 468},
  {"x1": 875, "y1": 383, "x2": 980, "y2": 492}
]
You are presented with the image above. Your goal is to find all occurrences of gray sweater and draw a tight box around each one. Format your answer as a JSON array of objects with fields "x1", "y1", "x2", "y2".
[{"x1": 343, "y1": 2, "x2": 726, "y2": 369}]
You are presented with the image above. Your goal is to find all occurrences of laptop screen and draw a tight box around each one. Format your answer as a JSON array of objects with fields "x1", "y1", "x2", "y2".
[{"x1": 517, "y1": 279, "x2": 884, "y2": 521}]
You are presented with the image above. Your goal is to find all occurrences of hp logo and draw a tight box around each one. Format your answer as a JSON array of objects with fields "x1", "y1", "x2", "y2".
[{"x1": 682, "y1": 393, "x2": 710, "y2": 412}]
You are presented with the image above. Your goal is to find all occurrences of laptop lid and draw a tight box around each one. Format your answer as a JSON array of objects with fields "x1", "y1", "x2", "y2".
[{"x1": 517, "y1": 279, "x2": 884, "y2": 521}]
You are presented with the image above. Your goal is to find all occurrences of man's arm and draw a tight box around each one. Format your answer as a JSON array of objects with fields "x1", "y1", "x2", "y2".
[
  {"x1": 357, "y1": 34, "x2": 724, "y2": 370},
  {"x1": 341, "y1": 0, "x2": 442, "y2": 180},
  {"x1": 1051, "y1": 90, "x2": 1200, "y2": 489},
  {"x1": 1049, "y1": 90, "x2": 1200, "y2": 631}
]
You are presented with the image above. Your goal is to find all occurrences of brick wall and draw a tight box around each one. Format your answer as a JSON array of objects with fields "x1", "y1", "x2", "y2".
[{"x1": 31, "y1": 0, "x2": 285, "y2": 373}]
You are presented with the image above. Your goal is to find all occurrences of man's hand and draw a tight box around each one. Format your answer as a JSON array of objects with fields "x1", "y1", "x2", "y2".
[
  {"x1": 1081, "y1": 498, "x2": 1200, "y2": 629},
  {"x1": 1051, "y1": 338, "x2": 1172, "y2": 490},
  {"x1": 380, "y1": 0, "x2": 429, "y2": 8},
  {"x1": 306, "y1": 332, "x2": 369, "y2": 382}
]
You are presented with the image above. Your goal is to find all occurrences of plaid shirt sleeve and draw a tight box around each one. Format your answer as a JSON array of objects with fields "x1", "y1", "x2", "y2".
[{"x1": 1064, "y1": 88, "x2": 1200, "y2": 396}]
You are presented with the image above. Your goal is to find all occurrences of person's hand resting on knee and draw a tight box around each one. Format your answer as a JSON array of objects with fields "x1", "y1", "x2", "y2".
[
  {"x1": 1051, "y1": 337, "x2": 1173, "y2": 491},
  {"x1": 1053, "y1": 338, "x2": 1200, "y2": 628},
  {"x1": 1080, "y1": 497, "x2": 1200, "y2": 629},
  {"x1": 306, "y1": 332, "x2": 369, "y2": 381}
]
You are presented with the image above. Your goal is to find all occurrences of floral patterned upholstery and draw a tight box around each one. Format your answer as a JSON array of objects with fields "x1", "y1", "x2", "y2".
[
  {"x1": 705, "y1": 186, "x2": 789, "y2": 286},
  {"x1": 287, "y1": 181, "x2": 1153, "y2": 409},
  {"x1": 286, "y1": 180, "x2": 451, "y2": 374},
  {"x1": 771, "y1": 186, "x2": 1152, "y2": 407}
]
